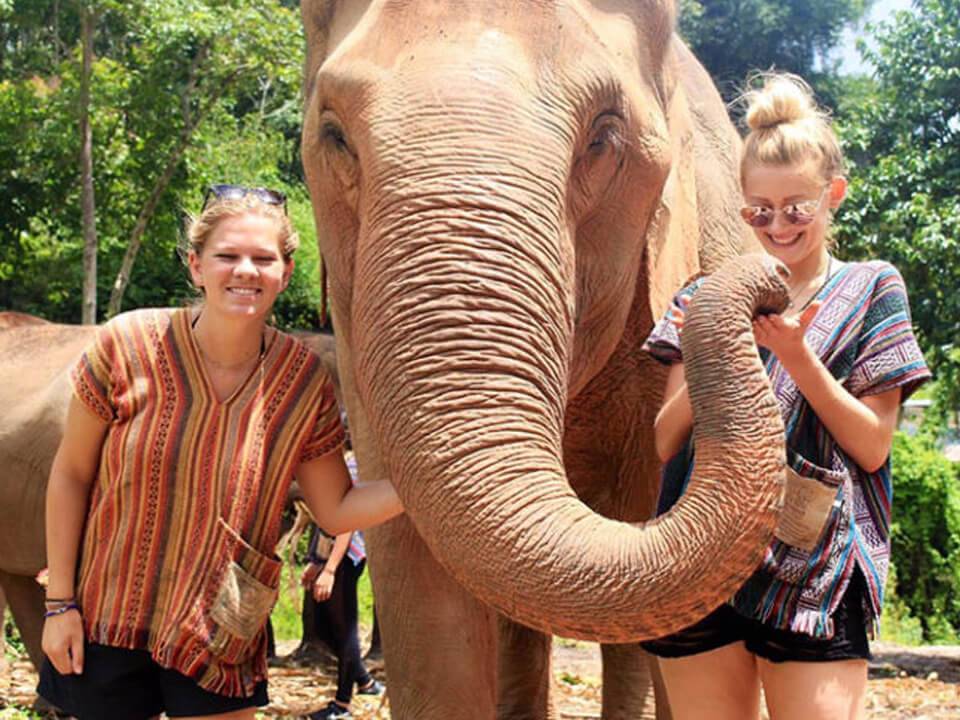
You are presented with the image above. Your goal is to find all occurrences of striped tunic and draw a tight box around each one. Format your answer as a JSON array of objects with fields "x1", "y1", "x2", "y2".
[
  {"x1": 70, "y1": 307, "x2": 344, "y2": 696},
  {"x1": 644, "y1": 260, "x2": 930, "y2": 638}
]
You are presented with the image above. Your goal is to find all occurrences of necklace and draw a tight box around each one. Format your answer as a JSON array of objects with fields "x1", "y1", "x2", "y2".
[
  {"x1": 787, "y1": 255, "x2": 833, "y2": 311},
  {"x1": 191, "y1": 312, "x2": 266, "y2": 370}
]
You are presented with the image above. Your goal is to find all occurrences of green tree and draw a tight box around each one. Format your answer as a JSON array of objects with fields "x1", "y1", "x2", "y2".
[
  {"x1": 678, "y1": 0, "x2": 873, "y2": 100},
  {"x1": 0, "y1": 0, "x2": 321, "y2": 327},
  {"x1": 888, "y1": 432, "x2": 960, "y2": 642},
  {"x1": 835, "y1": 0, "x2": 960, "y2": 415}
]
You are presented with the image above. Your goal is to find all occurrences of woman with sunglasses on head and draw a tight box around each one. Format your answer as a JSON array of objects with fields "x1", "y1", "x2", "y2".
[
  {"x1": 38, "y1": 185, "x2": 403, "y2": 720},
  {"x1": 641, "y1": 74, "x2": 930, "y2": 720}
]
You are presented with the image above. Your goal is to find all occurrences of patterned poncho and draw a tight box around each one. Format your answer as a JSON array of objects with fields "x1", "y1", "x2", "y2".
[{"x1": 644, "y1": 259, "x2": 930, "y2": 638}]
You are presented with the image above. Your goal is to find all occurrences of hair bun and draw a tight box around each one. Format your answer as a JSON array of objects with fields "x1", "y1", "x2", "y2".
[{"x1": 744, "y1": 73, "x2": 818, "y2": 132}]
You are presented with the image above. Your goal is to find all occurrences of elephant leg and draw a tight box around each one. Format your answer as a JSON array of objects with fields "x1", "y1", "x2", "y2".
[
  {"x1": 0, "y1": 570, "x2": 45, "y2": 671},
  {"x1": 600, "y1": 643, "x2": 671, "y2": 720},
  {"x1": 496, "y1": 616, "x2": 556, "y2": 719},
  {"x1": 0, "y1": 584, "x2": 6, "y2": 672},
  {"x1": 366, "y1": 517, "x2": 497, "y2": 719}
]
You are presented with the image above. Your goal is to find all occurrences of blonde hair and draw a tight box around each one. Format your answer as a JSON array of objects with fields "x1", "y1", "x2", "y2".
[
  {"x1": 739, "y1": 72, "x2": 845, "y2": 183},
  {"x1": 184, "y1": 196, "x2": 299, "y2": 262}
]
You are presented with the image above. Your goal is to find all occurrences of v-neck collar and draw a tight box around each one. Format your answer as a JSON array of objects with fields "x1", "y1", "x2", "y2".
[{"x1": 176, "y1": 308, "x2": 276, "y2": 406}]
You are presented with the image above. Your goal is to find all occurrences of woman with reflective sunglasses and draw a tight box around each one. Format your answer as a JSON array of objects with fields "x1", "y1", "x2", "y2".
[
  {"x1": 38, "y1": 186, "x2": 403, "y2": 720},
  {"x1": 641, "y1": 74, "x2": 930, "y2": 720}
]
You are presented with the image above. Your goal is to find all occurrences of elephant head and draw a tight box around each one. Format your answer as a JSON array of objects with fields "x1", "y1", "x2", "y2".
[{"x1": 300, "y1": 0, "x2": 788, "y2": 641}]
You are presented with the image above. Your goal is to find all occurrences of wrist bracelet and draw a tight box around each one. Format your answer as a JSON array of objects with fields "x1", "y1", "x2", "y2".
[
  {"x1": 44, "y1": 600, "x2": 76, "y2": 610},
  {"x1": 44, "y1": 603, "x2": 79, "y2": 618},
  {"x1": 44, "y1": 596, "x2": 75, "y2": 604}
]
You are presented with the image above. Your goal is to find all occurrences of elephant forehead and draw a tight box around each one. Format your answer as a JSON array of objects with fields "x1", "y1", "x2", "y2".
[{"x1": 318, "y1": 0, "x2": 667, "y2": 98}]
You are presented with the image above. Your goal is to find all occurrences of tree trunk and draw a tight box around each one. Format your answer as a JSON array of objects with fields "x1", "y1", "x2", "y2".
[{"x1": 79, "y1": 2, "x2": 98, "y2": 324}]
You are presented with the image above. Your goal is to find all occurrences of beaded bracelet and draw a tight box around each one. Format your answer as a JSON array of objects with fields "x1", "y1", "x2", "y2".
[{"x1": 44, "y1": 603, "x2": 79, "y2": 618}]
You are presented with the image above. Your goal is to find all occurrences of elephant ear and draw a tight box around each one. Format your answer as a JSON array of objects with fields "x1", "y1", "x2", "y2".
[{"x1": 644, "y1": 53, "x2": 702, "y2": 323}]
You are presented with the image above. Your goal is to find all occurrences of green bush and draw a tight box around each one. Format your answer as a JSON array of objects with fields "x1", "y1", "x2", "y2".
[
  {"x1": 878, "y1": 564, "x2": 925, "y2": 645},
  {"x1": 889, "y1": 431, "x2": 960, "y2": 642}
]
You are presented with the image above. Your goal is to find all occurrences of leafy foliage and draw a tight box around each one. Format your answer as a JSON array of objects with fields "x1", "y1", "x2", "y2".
[
  {"x1": 889, "y1": 432, "x2": 960, "y2": 642},
  {"x1": 678, "y1": 0, "x2": 872, "y2": 100},
  {"x1": 835, "y1": 0, "x2": 960, "y2": 417},
  {"x1": 0, "y1": 0, "x2": 322, "y2": 327}
]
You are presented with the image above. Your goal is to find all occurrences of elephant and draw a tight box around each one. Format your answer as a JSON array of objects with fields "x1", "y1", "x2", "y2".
[
  {"x1": 299, "y1": 1, "x2": 790, "y2": 718},
  {"x1": 0, "y1": 315, "x2": 339, "y2": 675}
]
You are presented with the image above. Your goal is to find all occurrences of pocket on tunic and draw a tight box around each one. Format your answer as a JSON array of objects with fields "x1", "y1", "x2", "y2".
[
  {"x1": 183, "y1": 517, "x2": 281, "y2": 665},
  {"x1": 760, "y1": 452, "x2": 850, "y2": 585}
]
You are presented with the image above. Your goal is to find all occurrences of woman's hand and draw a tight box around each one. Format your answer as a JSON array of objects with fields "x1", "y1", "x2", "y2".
[
  {"x1": 753, "y1": 301, "x2": 821, "y2": 364},
  {"x1": 668, "y1": 293, "x2": 690, "y2": 334},
  {"x1": 301, "y1": 562, "x2": 322, "y2": 589},
  {"x1": 312, "y1": 569, "x2": 336, "y2": 602},
  {"x1": 41, "y1": 608, "x2": 84, "y2": 675}
]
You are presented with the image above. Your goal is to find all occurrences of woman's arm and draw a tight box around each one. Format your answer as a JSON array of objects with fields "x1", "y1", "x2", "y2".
[
  {"x1": 653, "y1": 362, "x2": 694, "y2": 463},
  {"x1": 42, "y1": 395, "x2": 110, "y2": 674},
  {"x1": 297, "y1": 451, "x2": 403, "y2": 537},
  {"x1": 754, "y1": 305, "x2": 901, "y2": 472}
]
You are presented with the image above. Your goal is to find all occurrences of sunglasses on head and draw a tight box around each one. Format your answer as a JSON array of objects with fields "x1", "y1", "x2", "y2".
[
  {"x1": 202, "y1": 184, "x2": 287, "y2": 213},
  {"x1": 740, "y1": 185, "x2": 830, "y2": 228}
]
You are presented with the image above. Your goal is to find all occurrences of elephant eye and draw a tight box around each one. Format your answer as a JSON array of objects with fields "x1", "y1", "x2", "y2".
[
  {"x1": 321, "y1": 120, "x2": 351, "y2": 153},
  {"x1": 587, "y1": 113, "x2": 625, "y2": 156},
  {"x1": 569, "y1": 110, "x2": 627, "y2": 220}
]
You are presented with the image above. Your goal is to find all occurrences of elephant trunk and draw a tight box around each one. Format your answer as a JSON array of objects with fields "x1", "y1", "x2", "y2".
[{"x1": 355, "y1": 175, "x2": 787, "y2": 640}]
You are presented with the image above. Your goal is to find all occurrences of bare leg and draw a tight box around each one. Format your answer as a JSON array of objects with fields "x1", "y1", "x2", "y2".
[
  {"x1": 496, "y1": 616, "x2": 556, "y2": 719},
  {"x1": 657, "y1": 642, "x2": 761, "y2": 720},
  {"x1": 600, "y1": 643, "x2": 661, "y2": 719},
  {"x1": 759, "y1": 658, "x2": 867, "y2": 720},
  {"x1": 648, "y1": 655, "x2": 673, "y2": 720},
  {"x1": 177, "y1": 710, "x2": 256, "y2": 720}
]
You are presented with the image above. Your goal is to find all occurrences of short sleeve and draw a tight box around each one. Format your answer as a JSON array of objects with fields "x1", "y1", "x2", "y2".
[
  {"x1": 69, "y1": 322, "x2": 119, "y2": 422},
  {"x1": 846, "y1": 264, "x2": 931, "y2": 402},
  {"x1": 641, "y1": 278, "x2": 704, "y2": 365},
  {"x1": 300, "y1": 374, "x2": 346, "y2": 463}
]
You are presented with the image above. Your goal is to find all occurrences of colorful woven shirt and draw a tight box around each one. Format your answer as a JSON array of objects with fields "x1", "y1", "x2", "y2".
[
  {"x1": 70, "y1": 307, "x2": 345, "y2": 696},
  {"x1": 643, "y1": 260, "x2": 931, "y2": 638}
]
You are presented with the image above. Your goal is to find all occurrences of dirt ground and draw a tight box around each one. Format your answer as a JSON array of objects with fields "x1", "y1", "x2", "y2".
[{"x1": 2, "y1": 640, "x2": 958, "y2": 718}]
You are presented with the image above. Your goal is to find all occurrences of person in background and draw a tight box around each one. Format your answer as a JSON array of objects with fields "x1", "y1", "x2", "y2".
[
  {"x1": 642, "y1": 74, "x2": 930, "y2": 720},
  {"x1": 39, "y1": 184, "x2": 402, "y2": 720},
  {"x1": 300, "y1": 519, "x2": 383, "y2": 720}
]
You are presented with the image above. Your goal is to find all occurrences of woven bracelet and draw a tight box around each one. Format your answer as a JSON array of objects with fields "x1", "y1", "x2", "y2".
[
  {"x1": 44, "y1": 603, "x2": 79, "y2": 618},
  {"x1": 44, "y1": 596, "x2": 75, "y2": 604}
]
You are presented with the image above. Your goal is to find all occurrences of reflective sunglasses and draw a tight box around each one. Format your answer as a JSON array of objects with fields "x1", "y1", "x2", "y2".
[
  {"x1": 202, "y1": 184, "x2": 287, "y2": 214},
  {"x1": 740, "y1": 185, "x2": 830, "y2": 228}
]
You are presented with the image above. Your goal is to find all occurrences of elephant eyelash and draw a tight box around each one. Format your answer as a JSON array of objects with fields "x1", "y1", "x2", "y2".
[
  {"x1": 587, "y1": 112, "x2": 626, "y2": 153},
  {"x1": 589, "y1": 122, "x2": 625, "y2": 152},
  {"x1": 320, "y1": 120, "x2": 351, "y2": 152}
]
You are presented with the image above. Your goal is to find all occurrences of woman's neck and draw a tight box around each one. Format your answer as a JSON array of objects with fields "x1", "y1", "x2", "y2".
[
  {"x1": 786, "y1": 249, "x2": 831, "y2": 290},
  {"x1": 191, "y1": 307, "x2": 265, "y2": 369}
]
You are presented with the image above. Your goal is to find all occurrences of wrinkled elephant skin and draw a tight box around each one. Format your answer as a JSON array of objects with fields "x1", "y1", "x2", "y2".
[{"x1": 300, "y1": 2, "x2": 788, "y2": 718}]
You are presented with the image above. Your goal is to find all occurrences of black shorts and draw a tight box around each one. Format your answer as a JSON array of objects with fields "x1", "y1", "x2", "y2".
[
  {"x1": 38, "y1": 643, "x2": 269, "y2": 719},
  {"x1": 642, "y1": 573, "x2": 872, "y2": 663}
]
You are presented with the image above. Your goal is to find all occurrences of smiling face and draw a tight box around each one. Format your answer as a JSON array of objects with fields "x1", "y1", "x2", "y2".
[
  {"x1": 188, "y1": 212, "x2": 293, "y2": 321},
  {"x1": 741, "y1": 160, "x2": 846, "y2": 276}
]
